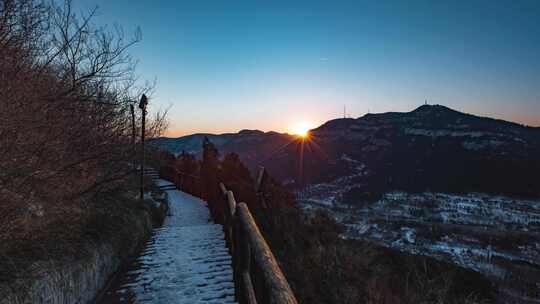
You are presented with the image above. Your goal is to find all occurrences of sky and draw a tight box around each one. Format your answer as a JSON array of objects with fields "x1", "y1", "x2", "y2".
[{"x1": 75, "y1": 0, "x2": 540, "y2": 137}]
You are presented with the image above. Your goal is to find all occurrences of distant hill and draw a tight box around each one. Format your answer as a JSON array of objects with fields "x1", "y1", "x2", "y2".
[
  {"x1": 151, "y1": 129, "x2": 296, "y2": 168},
  {"x1": 154, "y1": 105, "x2": 540, "y2": 198},
  {"x1": 295, "y1": 104, "x2": 540, "y2": 198}
]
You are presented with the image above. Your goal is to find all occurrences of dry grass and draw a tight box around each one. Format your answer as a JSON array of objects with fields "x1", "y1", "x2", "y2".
[{"x1": 0, "y1": 175, "x2": 165, "y2": 285}]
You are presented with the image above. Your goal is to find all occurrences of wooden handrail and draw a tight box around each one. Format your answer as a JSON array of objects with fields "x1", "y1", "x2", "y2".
[
  {"x1": 160, "y1": 167, "x2": 297, "y2": 303},
  {"x1": 237, "y1": 203, "x2": 297, "y2": 304},
  {"x1": 220, "y1": 183, "x2": 298, "y2": 304}
]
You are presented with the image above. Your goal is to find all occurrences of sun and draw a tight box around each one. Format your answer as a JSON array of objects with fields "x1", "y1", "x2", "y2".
[{"x1": 290, "y1": 121, "x2": 312, "y2": 138}]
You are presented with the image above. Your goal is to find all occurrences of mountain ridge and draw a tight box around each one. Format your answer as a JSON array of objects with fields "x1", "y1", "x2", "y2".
[
  {"x1": 159, "y1": 105, "x2": 539, "y2": 145},
  {"x1": 153, "y1": 104, "x2": 540, "y2": 198}
]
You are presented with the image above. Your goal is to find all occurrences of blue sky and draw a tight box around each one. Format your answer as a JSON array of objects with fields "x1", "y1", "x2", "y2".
[{"x1": 75, "y1": 0, "x2": 540, "y2": 136}]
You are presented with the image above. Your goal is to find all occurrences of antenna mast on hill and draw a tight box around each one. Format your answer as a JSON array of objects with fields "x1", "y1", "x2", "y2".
[{"x1": 343, "y1": 105, "x2": 347, "y2": 119}]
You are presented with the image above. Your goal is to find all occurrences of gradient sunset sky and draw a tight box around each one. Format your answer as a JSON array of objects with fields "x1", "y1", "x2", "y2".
[{"x1": 75, "y1": 0, "x2": 540, "y2": 136}]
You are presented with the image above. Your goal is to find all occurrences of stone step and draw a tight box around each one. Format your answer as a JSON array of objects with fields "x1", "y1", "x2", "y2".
[{"x1": 99, "y1": 184, "x2": 237, "y2": 304}]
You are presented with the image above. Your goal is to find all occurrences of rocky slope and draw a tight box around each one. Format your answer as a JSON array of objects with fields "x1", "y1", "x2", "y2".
[{"x1": 294, "y1": 104, "x2": 540, "y2": 198}]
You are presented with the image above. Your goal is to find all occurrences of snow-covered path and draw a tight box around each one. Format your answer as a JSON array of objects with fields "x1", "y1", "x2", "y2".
[{"x1": 99, "y1": 172, "x2": 237, "y2": 303}]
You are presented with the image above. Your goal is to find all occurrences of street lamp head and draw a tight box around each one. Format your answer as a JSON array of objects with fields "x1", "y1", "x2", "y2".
[{"x1": 138, "y1": 94, "x2": 148, "y2": 111}]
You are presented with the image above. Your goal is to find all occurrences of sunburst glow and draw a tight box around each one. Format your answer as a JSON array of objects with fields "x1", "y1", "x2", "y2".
[{"x1": 290, "y1": 121, "x2": 313, "y2": 138}]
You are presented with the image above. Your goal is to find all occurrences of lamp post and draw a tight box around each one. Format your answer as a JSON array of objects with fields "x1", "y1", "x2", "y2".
[
  {"x1": 130, "y1": 104, "x2": 135, "y2": 146},
  {"x1": 139, "y1": 94, "x2": 148, "y2": 200}
]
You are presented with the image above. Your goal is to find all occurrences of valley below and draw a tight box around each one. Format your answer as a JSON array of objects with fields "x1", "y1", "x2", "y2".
[{"x1": 297, "y1": 171, "x2": 540, "y2": 303}]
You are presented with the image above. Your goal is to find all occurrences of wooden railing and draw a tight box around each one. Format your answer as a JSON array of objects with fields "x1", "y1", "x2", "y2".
[
  {"x1": 159, "y1": 166, "x2": 202, "y2": 197},
  {"x1": 158, "y1": 165, "x2": 297, "y2": 303},
  {"x1": 219, "y1": 179, "x2": 298, "y2": 304}
]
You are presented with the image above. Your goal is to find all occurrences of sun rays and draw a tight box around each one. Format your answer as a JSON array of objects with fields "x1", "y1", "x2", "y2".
[
  {"x1": 256, "y1": 129, "x2": 330, "y2": 186},
  {"x1": 290, "y1": 121, "x2": 313, "y2": 138}
]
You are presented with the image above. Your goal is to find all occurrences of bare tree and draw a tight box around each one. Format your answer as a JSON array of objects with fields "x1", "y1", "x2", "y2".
[{"x1": 0, "y1": 0, "x2": 167, "y2": 243}]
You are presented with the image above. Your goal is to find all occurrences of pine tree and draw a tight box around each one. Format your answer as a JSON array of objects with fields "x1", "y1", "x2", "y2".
[
  {"x1": 200, "y1": 137, "x2": 223, "y2": 222},
  {"x1": 221, "y1": 153, "x2": 252, "y2": 182},
  {"x1": 176, "y1": 151, "x2": 199, "y2": 195}
]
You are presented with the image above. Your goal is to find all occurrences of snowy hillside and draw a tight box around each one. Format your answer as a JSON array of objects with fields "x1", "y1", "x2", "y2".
[{"x1": 298, "y1": 182, "x2": 540, "y2": 303}]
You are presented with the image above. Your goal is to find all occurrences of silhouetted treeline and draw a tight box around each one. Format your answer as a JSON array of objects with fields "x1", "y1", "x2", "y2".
[{"x1": 157, "y1": 138, "x2": 496, "y2": 304}]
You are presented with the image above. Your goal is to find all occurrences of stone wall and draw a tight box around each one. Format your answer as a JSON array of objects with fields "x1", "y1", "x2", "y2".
[{"x1": 0, "y1": 193, "x2": 168, "y2": 304}]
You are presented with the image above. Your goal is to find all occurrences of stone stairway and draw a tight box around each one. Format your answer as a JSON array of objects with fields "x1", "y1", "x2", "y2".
[{"x1": 98, "y1": 169, "x2": 237, "y2": 303}]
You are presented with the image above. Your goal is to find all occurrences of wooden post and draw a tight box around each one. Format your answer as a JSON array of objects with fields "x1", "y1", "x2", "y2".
[
  {"x1": 226, "y1": 191, "x2": 237, "y2": 217},
  {"x1": 255, "y1": 166, "x2": 266, "y2": 193},
  {"x1": 138, "y1": 94, "x2": 148, "y2": 200},
  {"x1": 256, "y1": 167, "x2": 268, "y2": 208},
  {"x1": 225, "y1": 190, "x2": 237, "y2": 255},
  {"x1": 219, "y1": 182, "x2": 228, "y2": 196}
]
